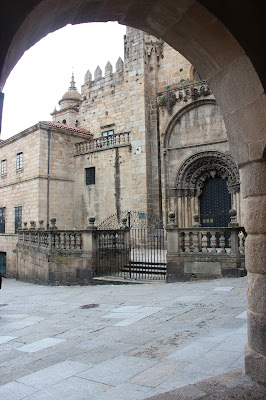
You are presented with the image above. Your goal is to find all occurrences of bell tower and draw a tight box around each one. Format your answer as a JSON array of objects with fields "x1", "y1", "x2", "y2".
[{"x1": 51, "y1": 73, "x2": 81, "y2": 126}]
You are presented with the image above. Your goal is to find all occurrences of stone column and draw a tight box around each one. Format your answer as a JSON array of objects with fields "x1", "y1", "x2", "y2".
[
  {"x1": 82, "y1": 216, "x2": 98, "y2": 277},
  {"x1": 166, "y1": 212, "x2": 185, "y2": 282},
  {"x1": 242, "y1": 160, "x2": 266, "y2": 382}
]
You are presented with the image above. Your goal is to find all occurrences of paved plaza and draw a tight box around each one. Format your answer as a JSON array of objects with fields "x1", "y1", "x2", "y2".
[{"x1": 0, "y1": 277, "x2": 247, "y2": 400}]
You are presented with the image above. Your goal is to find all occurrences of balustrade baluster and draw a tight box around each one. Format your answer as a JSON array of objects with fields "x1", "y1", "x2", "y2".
[
  {"x1": 192, "y1": 231, "x2": 199, "y2": 253},
  {"x1": 179, "y1": 232, "x2": 184, "y2": 252},
  {"x1": 56, "y1": 233, "x2": 60, "y2": 248},
  {"x1": 219, "y1": 231, "x2": 226, "y2": 253},
  {"x1": 201, "y1": 231, "x2": 208, "y2": 252},
  {"x1": 184, "y1": 232, "x2": 191, "y2": 252},
  {"x1": 238, "y1": 231, "x2": 245, "y2": 253},
  {"x1": 210, "y1": 232, "x2": 217, "y2": 253}
]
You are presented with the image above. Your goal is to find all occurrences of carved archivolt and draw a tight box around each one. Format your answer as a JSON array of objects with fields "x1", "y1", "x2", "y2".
[{"x1": 176, "y1": 151, "x2": 240, "y2": 197}]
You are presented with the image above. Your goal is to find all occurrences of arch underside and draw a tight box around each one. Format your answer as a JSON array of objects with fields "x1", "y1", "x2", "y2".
[{"x1": 176, "y1": 151, "x2": 240, "y2": 197}]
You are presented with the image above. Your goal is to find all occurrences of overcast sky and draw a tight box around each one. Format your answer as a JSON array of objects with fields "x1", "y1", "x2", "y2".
[{"x1": 1, "y1": 22, "x2": 126, "y2": 139}]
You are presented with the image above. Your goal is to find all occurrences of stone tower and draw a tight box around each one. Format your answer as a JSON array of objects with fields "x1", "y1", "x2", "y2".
[{"x1": 51, "y1": 73, "x2": 81, "y2": 127}]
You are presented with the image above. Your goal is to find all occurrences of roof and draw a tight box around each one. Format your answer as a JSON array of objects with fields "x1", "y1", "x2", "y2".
[
  {"x1": 59, "y1": 89, "x2": 81, "y2": 103},
  {"x1": 41, "y1": 121, "x2": 92, "y2": 136}
]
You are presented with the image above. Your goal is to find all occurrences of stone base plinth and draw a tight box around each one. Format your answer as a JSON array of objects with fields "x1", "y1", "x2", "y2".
[
  {"x1": 145, "y1": 369, "x2": 266, "y2": 400},
  {"x1": 245, "y1": 344, "x2": 266, "y2": 384}
]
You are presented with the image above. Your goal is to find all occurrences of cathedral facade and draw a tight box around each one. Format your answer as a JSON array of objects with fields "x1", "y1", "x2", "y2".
[{"x1": 0, "y1": 27, "x2": 242, "y2": 278}]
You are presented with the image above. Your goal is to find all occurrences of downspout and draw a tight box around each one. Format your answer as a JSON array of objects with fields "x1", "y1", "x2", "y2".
[{"x1": 46, "y1": 129, "x2": 51, "y2": 229}]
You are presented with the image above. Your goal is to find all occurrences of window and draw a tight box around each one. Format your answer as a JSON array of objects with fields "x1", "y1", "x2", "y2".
[
  {"x1": 16, "y1": 152, "x2": 23, "y2": 170},
  {"x1": 102, "y1": 129, "x2": 114, "y2": 137},
  {"x1": 1, "y1": 160, "x2": 6, "y2": 175},
  {"x1": 102, "y1": 129, "x2": 114, "y2": 147},
  {"x1": 85, "y1": 167, "x2": 95, "y2": 185},
  {"x1": 14, "y1": 206, "x2": 22, "y2": 234},
  {"x1": 0, "y1": 208, "x2": 5, "y2": 233}
]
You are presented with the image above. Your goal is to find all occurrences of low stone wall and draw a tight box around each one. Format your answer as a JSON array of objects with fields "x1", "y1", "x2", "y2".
[
  {"x1": 16, "y1": 244, "x2": 94, "y2": 285},
  {"x1": 167, "y1": 253, "x2": 245, "y2": 282},
  {"x1": 166, "y1": 220, "x2": 246, "y2": 282}
]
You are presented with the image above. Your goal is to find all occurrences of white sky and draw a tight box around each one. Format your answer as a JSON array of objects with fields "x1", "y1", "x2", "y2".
[{"x1": 1, "y1": 22, "x2": 126, "y2": 139}]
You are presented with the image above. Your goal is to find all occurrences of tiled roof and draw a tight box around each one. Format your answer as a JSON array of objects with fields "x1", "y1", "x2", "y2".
[{"x1": 41, "y1": 121, "x2": 92, "y2": 136}]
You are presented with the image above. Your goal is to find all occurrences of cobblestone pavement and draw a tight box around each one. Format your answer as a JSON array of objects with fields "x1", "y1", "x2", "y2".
[{"x1": 0, "y1": 277, "x2": 247, "y2": 400}]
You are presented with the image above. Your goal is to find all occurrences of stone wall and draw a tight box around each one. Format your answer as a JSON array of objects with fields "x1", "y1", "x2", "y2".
[
  {"x1": 0, "y1": 127, "x2": 41, "y2": 230},
  {"x1": 16, "y1": 244, "x2": 93, "y2": 285},
  {"x1": 0, "y1": 234, "x2": 17, "y2": 277},
  {"x1": 74, "y1": 144, "x2": 132, "y2": 227}
]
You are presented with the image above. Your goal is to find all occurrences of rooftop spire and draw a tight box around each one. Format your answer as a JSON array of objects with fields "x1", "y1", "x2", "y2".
[{"x1": 69, "y1": 73, "x2": 77, "y2": 90}]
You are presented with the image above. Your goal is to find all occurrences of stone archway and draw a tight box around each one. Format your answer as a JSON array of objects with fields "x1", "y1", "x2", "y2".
[
  {"x1": 0, "y1": 0, "x2": 265, "y2": 384},
  {"x1": 175, "y1": 150, "x2": 240, "y2": 227}
]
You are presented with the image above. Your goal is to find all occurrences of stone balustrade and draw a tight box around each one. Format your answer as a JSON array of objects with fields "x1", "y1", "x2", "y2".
[
  {"x1": 18, "y1": 218, "x2": 84, "y2": 252},
  {"x1": 178, "y1": 227, "x2": 245, "y2": 255},
  {"x1": 18, "y1": 229, "x2": 83, "y2": 252},
  {"x1": 16, "y1": 217, "x2": 98, "y2": 285},
  {"x1": 166, "y1": 212, "x2": 246, "y2": 282},
  {"x1": 75, "y1": 131, "x2": 130, "y2": 155}
]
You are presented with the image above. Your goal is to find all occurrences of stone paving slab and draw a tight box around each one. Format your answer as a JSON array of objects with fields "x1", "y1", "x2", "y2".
[
  {"x1": 0, "y1": 277, "x2": 248, "y2": 400},
  {"x1": 0, "y1": 335, "x2": 17, "y2": 344},
  {"x1": 17, "y1": 360, "x2": 92, "y2": 389},
  {"x1": 0, "y1": 381, "x2": 39, "y2": 400},
  {"x1": 17, "y1": 337, "x2": 66, "y2": 353},
  {"x1": 77, "y1": 355, "x2": 158, "y2": 386}
]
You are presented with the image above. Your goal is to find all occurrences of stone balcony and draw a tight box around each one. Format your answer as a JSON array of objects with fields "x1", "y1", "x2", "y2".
[{"x1": 75, "y1": 131, "x2": 130, "y2": 155}]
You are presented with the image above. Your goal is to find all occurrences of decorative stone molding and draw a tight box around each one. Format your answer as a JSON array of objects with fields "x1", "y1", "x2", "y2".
[
  {"x1": 29, "y1": 221, "x2": 36, "y2": 230},
  {"x1": 38, "y1": 220, "x2": 44, "y2": 230},
  {"x1": 176, "y1": 151, "x2": 240, "y2": 197},
  {"x1": 88, "y1": 216, "x2": 95, "y2": 227},
  {"x1": 144, "y1": 39, "x2": 164, "y2": 64},
  {"x1": 49, "y1": 218, "x2": 58, "y2": 231},
  {"x1": 168, "y1": 211, "x2": 177, "y2": 226},
  {"x1": 229, "y1": 209, "x2": 239, "y2": 227},
  {"x1": 158, "y1": 82, "x2": 211, "y2": 115}
]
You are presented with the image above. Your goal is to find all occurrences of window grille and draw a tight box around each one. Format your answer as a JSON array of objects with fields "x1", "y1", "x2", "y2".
[
  {"x1": 0, "y1": 208, "x2": 5, "y2": 233},
  {"x1": 1, "y1": 160, "x2": 6, "y2": 175},
  {"x1": 16, "y1": 152, "x2": 23, "y2": 170},
  {"x1": 14, "y1": 206, "x2": 22, "y2": 234},
  {"x1": 85, "y1": 167, "x2": 95, "y2": 185}
]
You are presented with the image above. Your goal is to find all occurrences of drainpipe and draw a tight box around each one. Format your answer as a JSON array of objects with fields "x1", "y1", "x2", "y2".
[
  {"x1": 0, "y1": 92, "x2": 4, "y2": 134},
  {"x1": 46, "y1": 129, "x2": 51, "y2": 229}
]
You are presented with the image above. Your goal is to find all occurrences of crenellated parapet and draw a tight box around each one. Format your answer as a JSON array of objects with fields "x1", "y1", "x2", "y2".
[{"x1": 81, "y1": 57, "x2": 125, "y2": 99}]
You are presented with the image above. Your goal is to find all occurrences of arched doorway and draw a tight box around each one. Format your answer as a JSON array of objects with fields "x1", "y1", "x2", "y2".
[
  {"x1": 175, "y1": 151, "x2": 240, "y2": 228},
  {"x1": 0, "y1": 0, "x2": 265, "y2": 385},
  {"x1": 200, "y1": 176, "x2": 231, "y2": 227}
]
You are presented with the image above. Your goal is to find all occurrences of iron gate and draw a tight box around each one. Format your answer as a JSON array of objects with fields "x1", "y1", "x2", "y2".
[{"x1": 96, "y1": 211, "x2": 166, "y2": 280}]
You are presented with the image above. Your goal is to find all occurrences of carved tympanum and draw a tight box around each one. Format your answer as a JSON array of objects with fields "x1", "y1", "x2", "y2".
[{"x1": 176, "y1": 151, "x2": 240, "y2": 197}]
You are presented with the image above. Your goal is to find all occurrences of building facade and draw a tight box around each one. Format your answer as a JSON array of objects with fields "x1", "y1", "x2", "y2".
[{"x1": 0, "y1": 27, "x2": 242, "y2": 278}]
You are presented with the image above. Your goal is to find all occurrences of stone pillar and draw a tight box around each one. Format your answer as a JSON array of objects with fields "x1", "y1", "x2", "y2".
[
  {"x1": 242, "y1": 161, "x2": 266, "y2": 383},
  {"x1": 166, "y1": 212, "x2": 185, "y2": 282},
  {"x1": 82, "y1": 216, "x2": 98, "y2": 277}
]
